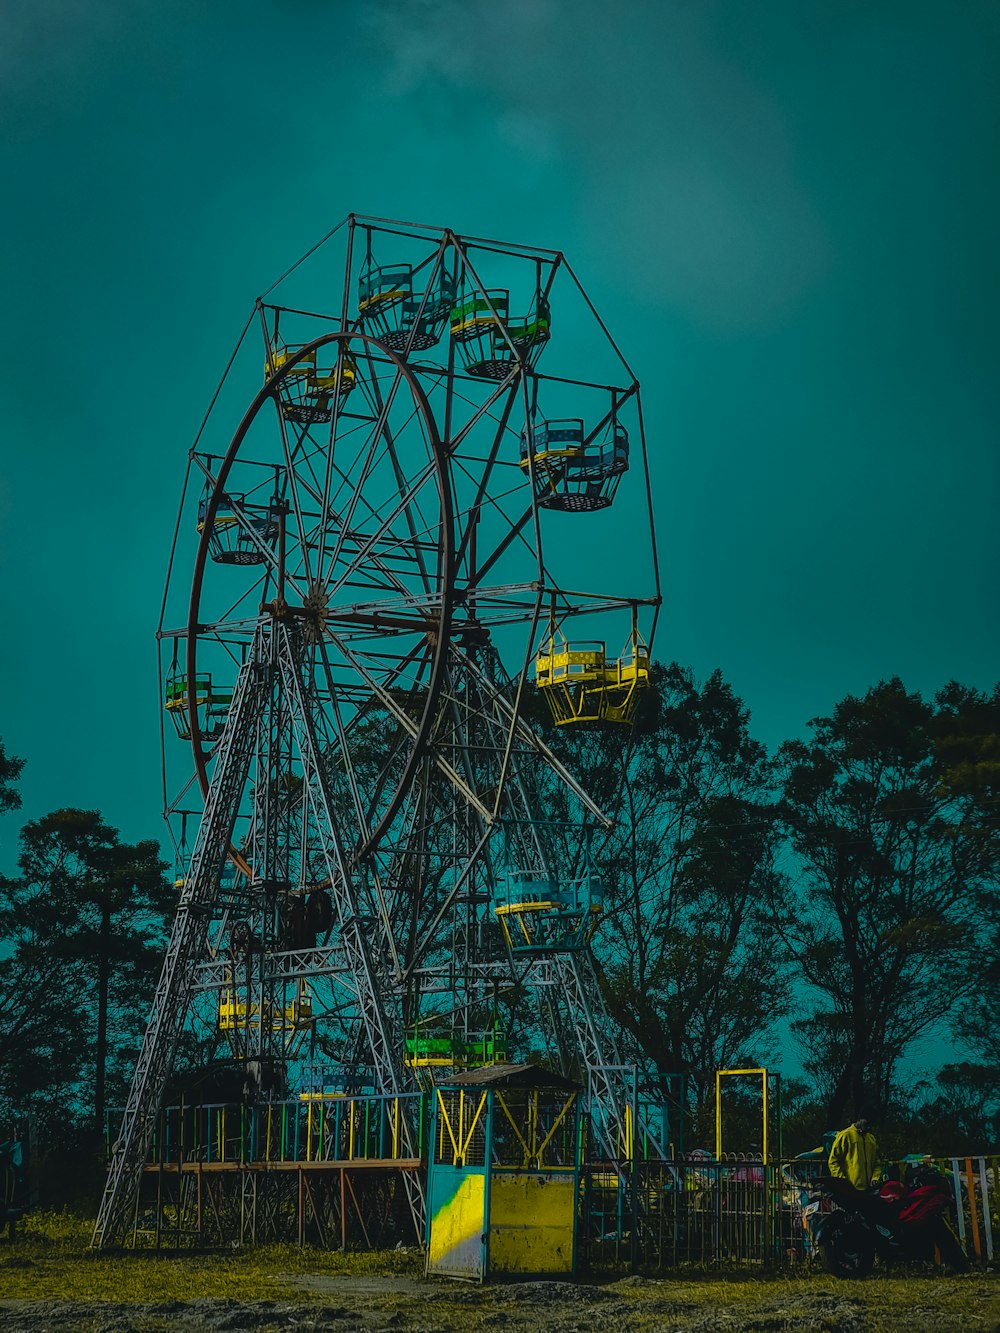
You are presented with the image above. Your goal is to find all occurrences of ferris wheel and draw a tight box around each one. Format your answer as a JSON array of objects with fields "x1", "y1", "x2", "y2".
[{"x1": 95, "y1": 216, "x2": 660, "y2": 1247}]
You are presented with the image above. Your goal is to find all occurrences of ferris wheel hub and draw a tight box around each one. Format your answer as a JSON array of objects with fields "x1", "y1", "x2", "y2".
[{"x1": 301, "y1": 584, "x2": 330, "y2": 644}]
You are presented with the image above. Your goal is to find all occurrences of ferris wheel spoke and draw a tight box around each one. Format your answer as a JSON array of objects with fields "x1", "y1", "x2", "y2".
[
  {"x1": 443, "y1": 376, "x2": 519, "y2": 455},
  {"x1": 469, "y1": 492, "x2": 539, "y2": 587},
  {"x1": 310, "y1": 342, "x2": 356, "y2": 583},
  {"x1": 272, "y1": 399, "x2": 316, "y2": 591},
  {"x1": 402, "y1": 824, "x2": 494, "y2": 983},
  {"x1": 282, "y1": 455, "x2": 420, "y2": 604},
  {"x1": 278, "y1": 370, "x2": 442, "y2": 610},
  {"x1": 321, "y1": 352, "x2": 420, "y2": 587},
  {"x1": 320, "y1": 459, "x2": 438, "y2": 604},
  {"x1": 289, "y1": 445, "x2": 433, "y2": 603},
  {"x1": 328, "y1": 632, "x2": 491, "y2": 823},
  {"x1": 355, "y1": 346, "x2": 434, "y2": 598},
  {"x1": 451, "y1": 406, "x2": 520, "y2": 574},
  {"x1": 321, "y1": 418, "x2": 391, "y2": 517},
  {"x1": 198, "y1": 559, "x2": 302, "y2": 630},
  {"x1": 313, "y1": 450, "x2": 432, "y2": 591}
]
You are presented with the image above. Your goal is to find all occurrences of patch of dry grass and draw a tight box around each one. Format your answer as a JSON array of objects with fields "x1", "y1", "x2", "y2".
[
  {"x1": 0, "y1": 1212, "x2": 996, "y2": 1331},
  {"x1": 0, "y1": 1211, "x2": 420, "y2": 1303},
  {"x1": 614, "y1": 1271, "x2": 1000, "y2": 1331}
]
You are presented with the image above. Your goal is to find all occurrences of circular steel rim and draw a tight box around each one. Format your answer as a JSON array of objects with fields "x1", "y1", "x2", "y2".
[{"x1": 186, "y1": 327, "x2": 456, "y2": 865}]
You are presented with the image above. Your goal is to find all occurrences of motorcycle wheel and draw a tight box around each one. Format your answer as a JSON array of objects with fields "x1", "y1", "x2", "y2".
[{"x1": 819, "y1": 1227, "x2": 876, "y2": 1278}]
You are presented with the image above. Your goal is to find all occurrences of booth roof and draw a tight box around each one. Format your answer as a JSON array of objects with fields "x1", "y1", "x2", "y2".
[{"x1": 437, "y1": 1062, "x2": 581, "y2": 1092}]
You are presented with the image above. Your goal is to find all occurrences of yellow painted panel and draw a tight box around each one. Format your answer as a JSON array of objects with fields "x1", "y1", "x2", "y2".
[
  {"x1": 488, "y1": 1173, "x2": 575, "y2": 1275},
  {"x1": 427, "y1": 1173, "x2": 486, "y2": 1276}
]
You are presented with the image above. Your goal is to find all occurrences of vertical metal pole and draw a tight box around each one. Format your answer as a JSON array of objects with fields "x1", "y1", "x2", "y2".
[
  {"x1": 762, "y1": 1071, "x2": 768, "y2": 1166},
  {"x1": 776, "y1": 1074, "x2": 783, "y2": 1161},
  {"x1": 966, "y1": 1158, "x2": 982, "y2": 1260},
  {"x1": 630, "y1": 1066, "x2": 639, "y2": 1272},
  {"x1": 715, "y1": 1072, "x2": 722, "y2": 1160},
  {"x1": 482, "y1": 1089, "x2": 494, "y2": 1282},
  {"x1": 951, "y1": 1159, "x2": 967, "y2": 1247},
  {"x1": 978, "y1": 1158, "x2": 993, "y2": 1262}
]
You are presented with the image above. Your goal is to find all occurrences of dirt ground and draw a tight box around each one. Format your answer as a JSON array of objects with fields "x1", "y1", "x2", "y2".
[{"x1": 1, "y1": 1272, "x2": 999, "y2": 1333}]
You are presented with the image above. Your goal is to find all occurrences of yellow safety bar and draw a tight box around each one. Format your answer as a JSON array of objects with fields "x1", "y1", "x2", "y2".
[{"x1": 265, "y1": 347, "x2": 316, "y2": 379}]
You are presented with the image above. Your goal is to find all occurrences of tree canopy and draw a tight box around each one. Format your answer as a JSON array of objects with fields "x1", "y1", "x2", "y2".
[
  {"x1": 776, "y1": 677, "x2": 999, "y2": 1125},
  {"x1": 0, "y1": 808, "x2": 170, "y2": 1137},
  {"x1": 0, "y1": 739, "x2": 24, "y2": 816},
  {"x1": 1, "y1": 665, "x2": 998, "y2": 1178},
  {"x1": 536, "y1": 664, "x2": 787, "y2": 1118}
]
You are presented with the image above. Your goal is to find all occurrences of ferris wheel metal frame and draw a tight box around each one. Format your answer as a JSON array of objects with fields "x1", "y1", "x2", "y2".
[{"x1": 95, "y1": 214, "x2": 661, "y2": 1248}]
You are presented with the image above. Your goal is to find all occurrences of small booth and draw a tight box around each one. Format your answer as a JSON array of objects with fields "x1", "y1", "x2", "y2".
[{"x1": 426, "y1": 1063, "x2": 582, "y2": 1281}]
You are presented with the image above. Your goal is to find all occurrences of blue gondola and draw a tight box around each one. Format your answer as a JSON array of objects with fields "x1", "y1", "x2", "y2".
[
  {"x1": 197, "y1": 494, "x2": 277, "y2": 565},
  {"x1": 492, "y1": 868, "x2": 604, "y2": 953},
  {"x1": 358, "y1": 263, "x2": 455, "y2": 353},
  {"x1": 520, "y1": 415, "x2": 629, "y2": 511}
]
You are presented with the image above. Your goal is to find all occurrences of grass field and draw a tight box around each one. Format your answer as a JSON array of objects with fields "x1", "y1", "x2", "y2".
[{"x1": 0, "y1": 1212, "x2": 996, "y2": 1331}]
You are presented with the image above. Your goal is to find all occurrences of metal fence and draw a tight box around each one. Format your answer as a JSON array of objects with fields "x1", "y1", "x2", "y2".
[
  {"x1": 582, "y1": 1153, "x2": 999, "y2": 1270},
  {"x1": 136, "y1": 1093, "x2": 426, "y2": 1167},
  {"x1": 107, "y1": 1095, "x2": 998, "y2": 1266},
  {"x1": 949, "y1": 1156, "x2": 996, "y2": 1266}
]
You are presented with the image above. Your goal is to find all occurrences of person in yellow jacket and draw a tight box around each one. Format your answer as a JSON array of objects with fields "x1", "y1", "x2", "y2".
[{"x1": 828, "y1": 1108, "x2": 879, "y2": 1192}]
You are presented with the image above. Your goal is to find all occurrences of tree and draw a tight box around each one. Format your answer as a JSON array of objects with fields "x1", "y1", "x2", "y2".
[
  {"x1": 776, "y1": 678, "x2": 997, "y2": 1125},
  {"x1": 537, "y1": 664, "x2": 787, "y2": 1116},
  {"x1": 912, "y1": 1063, "x2": 1000, "y2": 1154},
  {"x1": 0, "y1": 809, "x2": 171, "y2": 1134},
  {"x1": 934, "y1": 680, "x2": 1000, "y2": 1079},
  {"x1": 0, "y1": 739, "x2": 24, "y2": 815}
]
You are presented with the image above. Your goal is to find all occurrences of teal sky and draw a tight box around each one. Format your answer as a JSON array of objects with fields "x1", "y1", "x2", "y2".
[{"x1": 2, "y1": 0, "x2": 998, "y2": 856}]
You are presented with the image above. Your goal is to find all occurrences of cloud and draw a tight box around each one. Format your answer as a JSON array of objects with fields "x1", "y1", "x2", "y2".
[{"x1": 362, "y1": 0, "x2": 829, "y2": 331}]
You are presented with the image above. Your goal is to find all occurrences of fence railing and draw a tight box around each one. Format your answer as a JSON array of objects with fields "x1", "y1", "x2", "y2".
[
  {"x1": 106, "y1": 1096, "x2": 998, "y2": 1268},
  {"x1": 949, "y1": 1156, "x2": 996, "y2": 1265},
  {"x1": 115, "y1": 1094, "x2": 427, "y2": 1168},
  {"x1": 582, "y1": 1153, "x2": 999, "y2": 1270}
]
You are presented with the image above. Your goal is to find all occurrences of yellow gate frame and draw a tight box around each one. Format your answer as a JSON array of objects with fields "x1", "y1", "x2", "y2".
[{"x1": 715, "y1": 1067, "x2": 780, "y2": 1163}]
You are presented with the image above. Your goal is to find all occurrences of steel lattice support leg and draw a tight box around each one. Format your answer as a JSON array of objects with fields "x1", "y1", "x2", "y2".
[
  {"x1": 275, "y1": 621, "x2": 427, "y2": 1235},
  {"x1": 555, "y1": 950, "x2": 661, "y2": 1159},
  {"x1": 92, "y1": 632, "x2": 273, "y2": 1248}
]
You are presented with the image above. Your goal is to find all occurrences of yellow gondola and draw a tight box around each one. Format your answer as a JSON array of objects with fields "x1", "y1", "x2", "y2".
[
  {"x1": 265, "y1": 343, "x2": 356, "y2": 423},
  {"x1": 534, "y1": 630, "x2": 650, "y2": 726}
]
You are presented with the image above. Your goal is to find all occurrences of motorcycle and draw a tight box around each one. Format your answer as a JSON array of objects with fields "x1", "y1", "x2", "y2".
[{"x1": 806, "y1": 1165, "x2": 969, "y2": 1277}]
